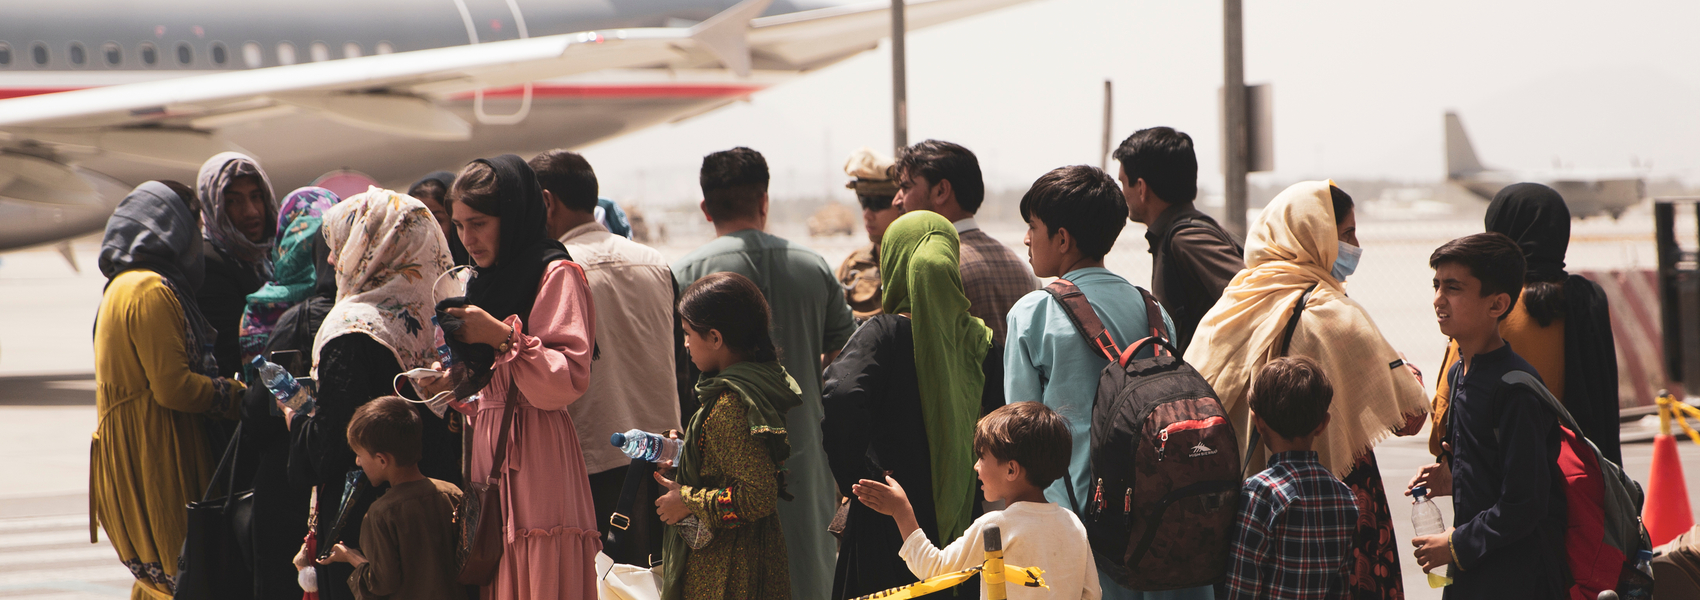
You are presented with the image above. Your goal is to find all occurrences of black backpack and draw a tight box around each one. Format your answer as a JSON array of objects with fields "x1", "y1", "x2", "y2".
[{"x1": 1043, "y1": 279, "x2": 1241, "y2": 591}]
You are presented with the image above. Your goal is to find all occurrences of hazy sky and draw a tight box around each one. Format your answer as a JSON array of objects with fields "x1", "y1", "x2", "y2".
[{"x1": 577, "y1": 0, "x2": 1700, "y2": 207}]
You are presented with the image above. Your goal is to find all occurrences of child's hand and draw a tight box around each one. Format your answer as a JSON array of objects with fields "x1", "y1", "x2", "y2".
[
  {"x1": 653, "y1": 472, "x2": 691, "y2": 525},
  {"x1": 316, "y1": 543, "x2": 367, "y2": 567},
  {"x1": 852, "y1": 476, "x2": 910, "y2": 517},
  {"x1": 292, "y1": 543, "x2": 312, "y2": 572},
  {"x1": 1411, "y1": 533, "x2": 1452, "y2": 572},
  {"x1": 1405, "y1": 445, "x2": 1453, "y2": 497}
]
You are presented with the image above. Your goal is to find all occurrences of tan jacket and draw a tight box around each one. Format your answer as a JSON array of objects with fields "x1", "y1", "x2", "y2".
[{"x1": 560, "y1": 221, "x2": 682, "y2": 473}]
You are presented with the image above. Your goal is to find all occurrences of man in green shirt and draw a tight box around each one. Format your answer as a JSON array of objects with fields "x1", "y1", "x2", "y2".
[{"x1": 672, "y1": 147, "x2": 857, "y2": 600}]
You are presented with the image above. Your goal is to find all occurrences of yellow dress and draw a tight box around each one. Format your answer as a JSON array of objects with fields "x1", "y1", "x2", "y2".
[{"x1": 91, "y1": 270, "x2": 241, "y2": 600}]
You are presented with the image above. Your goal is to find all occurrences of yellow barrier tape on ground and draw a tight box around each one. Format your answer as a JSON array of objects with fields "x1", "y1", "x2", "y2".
[
  {"x1": 847, "y1": 564, "x2": 1047, "y2": 600},
  {"x1": 1657, "y1": 392, "x2": 1700, "y2": 446}
]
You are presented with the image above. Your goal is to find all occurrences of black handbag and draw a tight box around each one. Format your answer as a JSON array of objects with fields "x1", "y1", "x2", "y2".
[{"x1": 176, "y1": 422, "x2": 255, "y2": 599}]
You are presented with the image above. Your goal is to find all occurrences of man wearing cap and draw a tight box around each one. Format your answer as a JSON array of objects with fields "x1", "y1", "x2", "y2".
[{"x1": 836, "y1": 148, "x2": 904, "y2": 322}]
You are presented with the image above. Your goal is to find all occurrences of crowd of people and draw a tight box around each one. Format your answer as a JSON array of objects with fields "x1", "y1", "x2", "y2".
[{"x1": 86, "y1": 124, "x2": 1627, "y2": 600}]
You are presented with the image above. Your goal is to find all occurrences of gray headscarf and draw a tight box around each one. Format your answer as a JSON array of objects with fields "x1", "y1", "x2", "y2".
[
  {"x1": 98, "y1": 181, "x2": 219, "y2": 373},
  {"x1": 196, "y1": 152, "x2": 277, "y2": 278}
]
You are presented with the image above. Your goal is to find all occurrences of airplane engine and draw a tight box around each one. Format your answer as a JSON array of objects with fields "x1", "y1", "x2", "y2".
[{"x1": 0, "y1": 154, "x2": 129, "y2": 251}]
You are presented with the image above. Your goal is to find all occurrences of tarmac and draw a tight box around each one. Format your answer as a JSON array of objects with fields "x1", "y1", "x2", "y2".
[{"x1": 1, "y1": 214, "x2": 1697, "y2": 599}]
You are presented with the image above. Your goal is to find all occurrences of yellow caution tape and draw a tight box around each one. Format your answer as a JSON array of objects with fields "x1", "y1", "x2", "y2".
[
  {"x1": 847, "y1": 563, "x2": 1047, "y2": 600},
  {"x1": 1657, "y1": 392, "x2": 1700, "y2": 445}
]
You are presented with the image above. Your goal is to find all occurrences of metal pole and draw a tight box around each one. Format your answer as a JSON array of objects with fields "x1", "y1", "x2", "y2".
[
  {"x1": 891, "y1": 0, "x2": 908, "y2": 152},
  {"x1": 1222, "y1": 0, "x2": 1247, "y2": 239},
  {"x1": 1100, "y1": 79, "x2": 1113, "y2": 172}
]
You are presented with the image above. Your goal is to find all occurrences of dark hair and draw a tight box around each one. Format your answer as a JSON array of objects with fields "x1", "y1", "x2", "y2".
[
  {"x1": 1248, "y1": 356, "x2": 1334, "y2": 440},
  {"x1": 1329, "y1": 185, "x2": 1354, "y2": 226},
  {"x1": 449, "y1": 161, "x2": 501, "y2": 217},
  {"x1": 346, "y1": 396, "x2": 423, "y2": 466},
  {"x1": 1429, "y1": 232, "x2": 1525, "y2": 321},
  {"x1": 1522, "y1": 280, "x2": 1565, "y2": 327},
  {"x1": 973, "y1": 402, "x2": 1072, "y2": 488},
  {"x1": 857, "y1": 193, "x2": 896, "y2": 212},
  {"x1": 894, "y1": 140, "x2": 985, "y2": 214},
  {"x1": 1112, "y1": 127, "x2": 1198, "y2": 203},
  {"x1": 160, "y1": 180, "x2": 200, "y2": 217},
  {"x1": 679, "y1": 272, "x2": 779, "y2": 364},
  {"x1": 699, "y1": 147, "x2": 769, "y2": 221},
  {"x1": 407, "y1": 178, "x2": 449, "y2": 206},
  {"x1": 529, "y1": 149, "x2": 599, "y2": 213},
  {"x1": 1018, "y1": 166, "x2": 1127, "y2": 260}
]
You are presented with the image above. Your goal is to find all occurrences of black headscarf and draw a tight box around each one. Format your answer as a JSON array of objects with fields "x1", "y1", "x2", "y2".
[
  {"x1": 97, "y1": 181, "x2": 220, "y2": 373},
  {"x1": 411, "y1": 170, "x2": 468, "y2": 265},
  {"x1": 462, "y1": 155, "x2": 571, "y2": 330},
  {"x1": 1485, "y1": 182, "x2": 1622, "y2": 463}
]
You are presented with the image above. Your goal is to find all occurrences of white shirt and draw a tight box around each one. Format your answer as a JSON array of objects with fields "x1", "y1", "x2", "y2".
[
  {"x1": 953, "y1": 216, "x2": 981, "y2": 234},
  {"x1": 899, "y1": 501, "x2": 1101, "y2": 600}
]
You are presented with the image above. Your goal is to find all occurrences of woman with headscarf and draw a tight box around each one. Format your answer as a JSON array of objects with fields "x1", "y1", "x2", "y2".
[
  {"x1": 409, "y1": 170, "x2": 461, "y2": 253},
  {"x1": 92, "y1": 181, "x2": 246, "y2": 600},
  {"x1": 1429, "y1": 182, "x2": 1621, "y2": 463},
  {"x1": 1185, "y1": 181, "x2": 1429, "y2": 600},
  {"x1": 285, "y1": 188, "x2": 457, "y2": 600},
  {"x1": 443, "y1": 155, "x2": 599, "y2": 599},
  {"x1": 237, "y1": 187, "x2": 340, "y2": 371},
  {"x1": 821, "y1": 211, "x2": 994, "y2": 598},
  {"x1": 197, "y1": 152, "x2": 279, "y2": 379}
]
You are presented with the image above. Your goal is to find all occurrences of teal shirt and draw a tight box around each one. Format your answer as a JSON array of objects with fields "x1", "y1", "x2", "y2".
[
  {"x1": 1004, "y1": 267, "x2": 1174, "y2": 514},
  {"x1": 671, "y1": 229, "x2": 856, "y2": 600}
]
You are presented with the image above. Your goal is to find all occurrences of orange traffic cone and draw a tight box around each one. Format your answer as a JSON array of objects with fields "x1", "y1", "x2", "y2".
[{"x1": 1646, "y1": 432, "x2": 1695, "y2": 546}]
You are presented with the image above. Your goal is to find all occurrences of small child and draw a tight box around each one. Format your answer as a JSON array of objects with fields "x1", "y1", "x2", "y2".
[
  {"x1": 654, "y1": 271, "x2": 799, "y2": 600},
  {"x1": 316, "y1": 396, "x2": 466, "y2": 600},
  {"x1": 1226, "y1": 356, "x2": 1358, "y2": 600},
  {"x1": 854, "y1": 401, "x2": 1101, "y2": 600}
]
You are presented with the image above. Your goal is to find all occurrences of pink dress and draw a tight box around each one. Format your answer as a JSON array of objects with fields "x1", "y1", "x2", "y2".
[{"x1": 458, "y1": 260, "x2": 601, "y2": 600}]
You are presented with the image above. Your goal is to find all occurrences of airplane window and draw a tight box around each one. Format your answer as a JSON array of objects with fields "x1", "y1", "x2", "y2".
[
  {"x1": 211, "y1": 43, "x2": 227, "y2": 65},
  {"x1": 139, "y1": 42, "x2": 157, "y2": 66},
  {"x1": 375, "y1": 41, "x2": 394, "y2": 55},
  {"x1": 69, "y1": 43, "x2": 85, "y2": 66},
  {"x1": 103, "y1": 42, "x2": 121, "y2": 66},
  {"x1": 344, "y1": 42, "x2": 362, "y2": 58},
  {"x1": 276, "y1": 42, "x2": 296, "y2": 66},
  {"x1": 310, "y1": 41, "x2": 329, "y2": 62},
  {"x1": 176, "y1": 42, "x2": 192, "y2": 65},
  {"x1": 32, "y1": 43, "x2": 47, "y2": 66},
  {"x1": 0, "y1": 43, "x2": 10, "y2": 67},
  {"x1": 242, "y1": 42, "x2": 262, "y2": 68}
]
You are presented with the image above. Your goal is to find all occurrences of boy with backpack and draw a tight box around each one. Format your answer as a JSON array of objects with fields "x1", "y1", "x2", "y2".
[
  {"x1": 1410, "y1": 233, "x2": 1568, "y2": 597},
  {"x1": 1004, "y1": 166, "x2": 1219, "y2": 600},
  {"x1": 1227, "y1": 356, "x2": 1357, "y2": 600}
]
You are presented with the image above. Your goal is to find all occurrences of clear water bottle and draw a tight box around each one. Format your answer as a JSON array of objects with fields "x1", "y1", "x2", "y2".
[
  {"x1": 252, "y1": 356, "x2": 315, "y2": 413},
  {"x1": 431, "y1": 315, "x2": 456, "y2": 368},
  {"x1": 1410, "y1": 486, "x2": 1454, "y2": 588},
  {"x1": 611, "y1": 429, "x2": 682, "y2": 464},
  {"x1": 1618, "y1": 549, "x2": 1655, "y2": 599}
]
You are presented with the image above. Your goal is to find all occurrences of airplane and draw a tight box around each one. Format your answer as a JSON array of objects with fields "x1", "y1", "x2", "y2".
[
  {"x1": 0, "y1": 0, "x2": 1032, "y2": 253},
  {"x1": 1445, "y1": 110, "x2": 1645, "y2": 218}
]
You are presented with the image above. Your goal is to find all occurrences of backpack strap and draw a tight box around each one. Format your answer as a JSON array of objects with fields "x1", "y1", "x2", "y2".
[
  {"x1": 1044, "y1": 279, "x2": 1121, "y2": 361},
  {"x1": 1245, "y1": 283, "x2": 1321, "y2": 476}
]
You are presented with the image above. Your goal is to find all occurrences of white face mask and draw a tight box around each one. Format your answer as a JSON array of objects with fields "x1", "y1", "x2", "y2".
[{"x1": 1332, "y1": 241, "x2": 1363, "y2": 282}]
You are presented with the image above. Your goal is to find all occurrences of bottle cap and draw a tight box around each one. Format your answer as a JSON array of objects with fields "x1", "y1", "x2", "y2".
[
  {"x1": 251, "y1": 355, "x2": 266, "y2": 367},
  {"x1": 610, "y1": 433, "x2": 626, "y2": 447},
  {"x1": 1639, "y1": 549, "x2": 1654, "y2": 561},
  {"x1": 1412, "y1": 486, "x2": 1428, "y2": 499}
]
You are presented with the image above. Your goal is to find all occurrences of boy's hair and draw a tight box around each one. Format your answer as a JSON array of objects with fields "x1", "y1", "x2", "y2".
[
  {"x1": 1017, "y1": 165, "x2": 1127, "y2": 260},
  {"x1": 347, "y1": 396, "x2": 423, "y2": 466},
  {"x1": 893, "y1": 140, "x2": 985, "y2": 214},
  {"x1": 973, "y1": 402, "x2": 1072, "y2": 489},
  {"x1": 1112, "y1": 127, "x2": 1198, "y2": 204},
  {"x1": 1248, "y1": 356, "x2": 1334, "y2": 440},
  {"x1": 1428, "y1": 232, "x2": 1526, "y2": 320},
  {"x1": 679, "y1": 271, "x2": 780, "y2": 363},
  {"x1": 699, "y1": 147, "x2": 769, "y2": 222},
  {"x1": 529, "y1": 149, "x2": 599, "y2": 213}
]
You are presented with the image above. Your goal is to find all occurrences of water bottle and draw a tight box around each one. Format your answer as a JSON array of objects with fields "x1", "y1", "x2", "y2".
[
  {"x1": 431, "y1": 315, "x2": 456, "y2": 369},
  {"x1": 1410, "y1": 486, "x2": 1454, "y2": 588},
  {"x1": 252, "y1": 356, "x2": 315, "y2": 413},
  {"x1": 1618, "y1": 549, "x2": 1655, "y2": 599},
  {"x1": 611, "y1": 429, "x2": 682, "y2": 464}
]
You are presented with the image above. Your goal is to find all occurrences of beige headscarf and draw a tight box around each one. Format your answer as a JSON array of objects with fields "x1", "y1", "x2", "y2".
[
  {"x1": 1183, "y1": 180, "x2": 1428, "y2": 477},
  {"x1": 312, "y1": 187, "x2": 454, "y2": 374}
]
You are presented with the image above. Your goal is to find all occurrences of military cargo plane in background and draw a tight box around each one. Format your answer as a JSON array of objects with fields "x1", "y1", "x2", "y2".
[
  {"x1": 0, "y1": 0, "x2": 1031, "y2": 253},
  {"x1": 1445, "y1": 110, "x2": 1646, "y2": 218}
]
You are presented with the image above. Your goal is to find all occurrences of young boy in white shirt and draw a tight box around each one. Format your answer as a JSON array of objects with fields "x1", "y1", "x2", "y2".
[{"x1": 853, "y1": 401, "x2": 1101, "y2": 599}]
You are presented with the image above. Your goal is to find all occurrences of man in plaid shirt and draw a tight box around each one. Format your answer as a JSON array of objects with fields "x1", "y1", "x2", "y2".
[{"x1": 1228, "y1": 356, "x2": 1358, "y2": 600}]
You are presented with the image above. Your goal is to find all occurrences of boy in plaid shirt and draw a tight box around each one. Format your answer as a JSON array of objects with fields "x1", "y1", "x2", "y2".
[{"x1": 1227, "y1": 356, "x2": 1358, "y2": 600}]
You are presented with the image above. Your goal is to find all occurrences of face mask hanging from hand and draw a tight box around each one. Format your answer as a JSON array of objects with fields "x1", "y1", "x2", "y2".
[{"x1": 1332, "y1": 241, "x2": 1363, "y2": 282}]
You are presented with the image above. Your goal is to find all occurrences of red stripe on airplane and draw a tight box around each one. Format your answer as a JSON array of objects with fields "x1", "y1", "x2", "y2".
[{"x1": 0, "y1": 83, "x2": 766, "y2": 101}]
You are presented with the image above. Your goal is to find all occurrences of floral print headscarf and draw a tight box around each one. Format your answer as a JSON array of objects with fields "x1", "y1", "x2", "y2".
[{"x1": 312, "y1": 187, "x2": 454, "y2": 374}]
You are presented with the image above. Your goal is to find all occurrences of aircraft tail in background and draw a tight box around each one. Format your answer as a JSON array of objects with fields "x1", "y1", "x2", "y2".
[{"x1": 1445, "y1": 111, "x2": 1485, "y2": 178}]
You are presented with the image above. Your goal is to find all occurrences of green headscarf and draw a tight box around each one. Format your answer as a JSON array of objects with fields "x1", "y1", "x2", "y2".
[
  {"x1": 879, "y1": 210, "x2": 991, "y2": 547},
  {"x1": 662, "y1": 360, "x2": 802, "y2": 599}
]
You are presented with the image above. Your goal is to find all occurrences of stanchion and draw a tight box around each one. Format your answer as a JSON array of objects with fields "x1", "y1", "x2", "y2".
[{"x1": 984, "y1": 525, "x2": 1006, "y2": 600}]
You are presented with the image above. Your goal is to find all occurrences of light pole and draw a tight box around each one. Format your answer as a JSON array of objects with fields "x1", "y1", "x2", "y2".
[
  {"x1": 1222, "y1": 0, "x2": 1247, "y2": 239},
  {"x1": 892, "y1": 0, "x2": 908, "y2": 152}
]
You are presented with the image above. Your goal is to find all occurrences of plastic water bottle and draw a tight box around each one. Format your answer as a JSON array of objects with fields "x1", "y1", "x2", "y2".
[
  {"x1": 252, "y1": 356, "x2": 314, "y2": 413},
  {"x1": 611, "y1": 429, "x2": 682, "y2": 464},
  {"x1": 431, "y1": 315, "x2": 455, "y2": 368},
  {"x1": 1410, "y1": 486, "x2": 1454, "y2": 588},
  {"x1": 1618, "y1": 549, "x2": 1655, "y2": 599}
]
